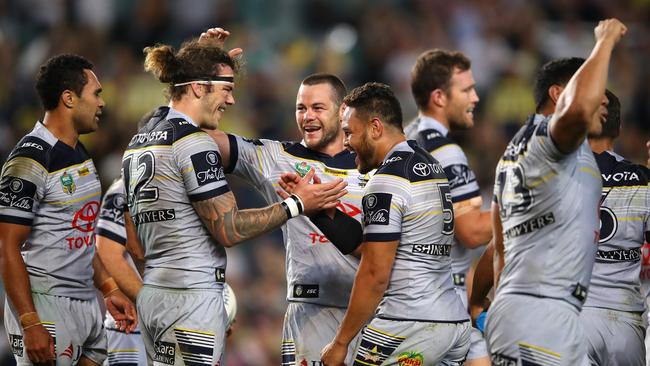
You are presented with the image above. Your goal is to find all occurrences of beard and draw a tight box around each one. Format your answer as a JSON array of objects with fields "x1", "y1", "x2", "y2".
[
  {"x1": 304, "y1": 122, "x2": 340, "y2": 151},
  {"x1": 354, "y1": 134, "x2": 375, "y2": 174}
]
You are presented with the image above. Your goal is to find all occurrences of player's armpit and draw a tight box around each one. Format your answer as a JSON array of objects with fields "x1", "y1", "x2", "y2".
[{"x1": 192, "y1": 191, "x2": 289, "y2": 247}]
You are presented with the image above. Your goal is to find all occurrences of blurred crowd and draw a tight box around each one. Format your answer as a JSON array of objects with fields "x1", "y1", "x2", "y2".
[{"x1": 1, "y1": 0, "x2": 649, "y2": 364}]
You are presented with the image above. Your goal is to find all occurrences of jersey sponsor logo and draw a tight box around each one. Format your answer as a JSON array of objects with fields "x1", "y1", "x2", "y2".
[
  {"x1": 602, "y1": 171, "x2": 640, "y2": 183},
  {"x1": 504, "y1": 212, "x2": 555, "y2": 240},
  {"x1": 293, "y1": 284, "x2": 319, "y2": 298},
  {"x1": 572, "y1": 283, "x2": 588, "y2": 302},
  {"x1": 397, "y1": 351, "x2": 424, "y2": 366},
  {"x1": 20, "y1": 141, "x2": 43, "y2": 150},
  {"x1": 338, "y1": 202, "x2": 362, "y2": 218},
  {"x1": 358, "y1": 174, "x2": 370, "y2": 188},
  {"x1": 129, "y1": 130, "x2": 169, "y2": 146},
  {"x1": 425, "y1": 131, "x2": 443, "y2": 140},
  {"x1": 133, "y1": 209, "x2": 176, "y2": 225},
  {"x1": 153, "y1": 341, "x2": 176, "y2": 365},
  {"x1": 596, "y1": 248, "x2": 641, "y2": 262},
  {"x1": 191, "y1": 151, "x2": 225, "y2": 186},
  {"x1": 445, "y1": 164, "x2": 475, "y2": 189},
  {"x1": 77, "y1": 167, "x2": 90, "y2": 177},
  {"x1": 72, "y1": 201, "x2": 100, "y2": 233},
  {"x1": 324, "y1": 167, "x2": 348, "y2": 177},
  {"x1": 363, "y1": 193, "x2": 391, "y2": 226},
  {"x1": 294, "y1": 162, "x2": 312, "y2": 177},
  {"x1": 60, "y1": 171, "x2": 76, "y2": 195},
  {"x1": 453, "y1": 273, "x2": 466, "y2": 286},
  {"x1": 490, "y1": 352, "x2": 517, "y2": 366},
  {"x1": 411, "y1": 244, "x2": 451, "y2": 256},
  {"x1": 412, "y1": 162, "x2": 444, "y2": 177},
  {"x1": 215, "y1": 268, "x2": 226, "y2": 283},
  {"x1": 0, "y1": 176, "x2": 37, "y2": 212},
  {"x1": 308, "y1": 232, "x2": 330, "y2": 244},
  {"x1": 384, "y1": 156, "x2": 403, "y2": 164},
  {"x1": 9, "y1": 334, "x2": 23, "y2": 357}
]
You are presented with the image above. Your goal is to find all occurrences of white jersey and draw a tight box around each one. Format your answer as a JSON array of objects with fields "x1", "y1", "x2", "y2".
[
  {"x1": 227, "y1": 134, "x2": 362, "y2": 307},
  {"x1": 584, "y1": 151, "x2": 650, "y2": 312},
  {"x1": 123, "y1": 107, "x2": 230, "y2": 290},
  {"x1": 493, "y1": 114, "x2": 601, "y2": 310},
  {"x1": 405, "y1": 116, "x2": 483, "y2": 300},
  {"x1": 0, "y1": 122, "x2": 101, "y2": 300},
  {"x1": 363, "y1": 140, "x2": 467, "y2": 322}
]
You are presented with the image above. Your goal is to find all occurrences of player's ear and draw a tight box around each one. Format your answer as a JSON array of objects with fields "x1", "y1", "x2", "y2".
[
  {"x1": 369, "y1": 117, "x2": 383, "y2": 139},
  {"x1": 548, "y1": 84, "x2": 564, "y2": 107},
  {"x1": 61, "y1": 90, "x2": 75, "y2": 109},
  {"x1": 429, "y1": 89, "x2": 446, "y2": 109}
]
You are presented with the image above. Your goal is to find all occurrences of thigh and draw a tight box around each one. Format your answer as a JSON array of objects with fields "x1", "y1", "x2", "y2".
[
  {"x1": 138, "y1": 287, "x2": 226, "y2": 366},
  {"x1": 282, "y1": 302, "x2": 356, "y2": 365},
  {"x1": 486, "y1": 295, "x2": 588, "y2": 366}
]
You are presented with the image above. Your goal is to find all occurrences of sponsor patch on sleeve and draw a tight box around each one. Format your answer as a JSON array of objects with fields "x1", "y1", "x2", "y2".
[
  {"x1": 362, "y1": 193, "x2": 392, "y2": 226},
  {"x1": 0, "y1": 176, "x2": 37, "y2": 212},
  {"x1": 190, "y1": 150, "x2": 226, "y2": 186},
  {"x1": 444, "y1": 164, "x2": 475, "y2": 190}
]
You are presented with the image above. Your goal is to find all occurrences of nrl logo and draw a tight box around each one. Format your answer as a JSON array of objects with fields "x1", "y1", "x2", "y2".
[
  {"x1": 60, "y1": 171, "x2": 76, "y2": 195},
  {"x1": 294, "y1": 162, "x2": 312, "y2": 177}
]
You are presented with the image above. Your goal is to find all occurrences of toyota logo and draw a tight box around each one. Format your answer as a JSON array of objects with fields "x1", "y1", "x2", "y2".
[
  {"x1": 412, "y1": 162, "x2": 431, "y2": 177},
  {"x1": 72, "y1": 201, "x2": 100, "y2": 232}
]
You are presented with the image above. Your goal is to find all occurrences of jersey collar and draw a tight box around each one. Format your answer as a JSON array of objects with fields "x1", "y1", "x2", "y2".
[
  {"x1": 416, "y1": 114, "x2": 449, "y2": 136},
  {"x1": 167, "y1": 107, "x2": 199, "y2": 127}
]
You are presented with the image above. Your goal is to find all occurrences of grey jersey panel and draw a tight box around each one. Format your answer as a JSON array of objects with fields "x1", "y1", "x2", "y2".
[
  {"x1": 0, "y1": 122, "x2": 101, "y2": 300},
  {"x1": 407, "y1": 117, "x2": 483, "y2": 297},
  {"x1": 228, "y1": 134, "x2": 362, "y2": 307},
  {"x1": 493, "y1": 114, "x2": 601, "y2": 309},
  {"x1": 123, "y1": 107, "x2": 229, "y2": 290},
  {"x1": 363, "y1": 140, "x2": 467, "y2": 322},
  {"x1": 96, "y1": 178, "x2": 127, "y2": 245},
  {"x1": 584, "y1": 151, "x2": 650, "y2": 312}
]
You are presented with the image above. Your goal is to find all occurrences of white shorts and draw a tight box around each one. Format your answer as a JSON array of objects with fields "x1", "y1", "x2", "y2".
[
  {"x1": 485, "y1": 293, "x2": 589, "y2": 366},
  {"x1": 351, "y1": 317, "x2": 471, "y2": 365},
  {"x1": 282, "y1": 302, "x2": 358, "y2": 366},
  {"x1": 137, "y1": 285, "x2": 227, "y2": 366},
  {"x1": 580, "y1": 307, "x2": 645, "y2": 366},
  {"x1": 4, "y1": 293, "x2": 106, "y2": 365},
  {"x1": 104, "y1": 312, "x2": 147, "y2": 365}
]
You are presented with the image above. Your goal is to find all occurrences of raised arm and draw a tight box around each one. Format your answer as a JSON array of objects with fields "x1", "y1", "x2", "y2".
[{"x1": 550, "y1": 19, "x2": 626, "y2": 154}]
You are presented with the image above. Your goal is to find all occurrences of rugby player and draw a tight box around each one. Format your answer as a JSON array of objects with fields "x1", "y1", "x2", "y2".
[
  {"x1": 0, "y1": 54, "x2": 136, "y2": 366},
  {"x1": 486, "y1": 19, "x2": 625, "y2": 365},
  {"x1": 125, "y1": 39, "x2": 345, "y2": 365},
  {"x1": 404, "y1": 48, "x2": 491, "y2": 366},
  {"x1": 316, "y1": 82, "x2": 471, "y2": 365}
]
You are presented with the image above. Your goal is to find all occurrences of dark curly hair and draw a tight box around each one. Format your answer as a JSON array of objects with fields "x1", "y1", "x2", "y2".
[
  {"x1": 35, "y1": 54, "x2": 94, "y2": 111},
  {"x1": 343, "y1": 82, "x2": 403, "y2": 132}
]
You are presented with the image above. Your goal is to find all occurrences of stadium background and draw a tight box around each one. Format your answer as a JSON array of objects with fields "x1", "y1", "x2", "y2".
[{"x1": 1, "y1": 0, "x2": 649, "y2": 364}]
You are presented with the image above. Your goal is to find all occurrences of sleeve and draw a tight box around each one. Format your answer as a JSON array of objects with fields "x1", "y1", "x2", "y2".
[
  {"x1": 173, "y1": 131, "x2": 230, "y2": 202},
  {"x1": 0, "y1": 151, "x2": 48, "y2": 226},
  {"x1": 532, "y1": 117, "x2": 569, "y2": 162},
  {"x1": 362, "y1": 174, "x2": 410, "y2": 242},
  {"x1": 432, "y1": 144, "x2": 481, "y2": 203},
  {"x1": 95, "y1": 179, "x2": 127, "y2": 245},
  {"x1": 226, "y1": 134, "x2": 283, "y2": 186}
]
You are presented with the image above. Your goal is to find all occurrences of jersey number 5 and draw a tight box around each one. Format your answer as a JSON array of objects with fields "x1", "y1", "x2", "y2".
[
  {"x1": 123, "y1": 151, "x2": 159, "y2": 206},
  {"x1": 439, "y1": 184, "x2": 454, "y2": 235}
]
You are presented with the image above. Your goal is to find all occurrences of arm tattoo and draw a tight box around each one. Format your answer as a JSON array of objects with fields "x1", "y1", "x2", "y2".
[{"x1": 193, "y1": 192, "x2": 289, "y2": 247}]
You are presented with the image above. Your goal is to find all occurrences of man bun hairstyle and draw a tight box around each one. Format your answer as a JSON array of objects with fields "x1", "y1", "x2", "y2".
[{"x1": 144, "y1": 39, "x2": 238, "y2": 100}]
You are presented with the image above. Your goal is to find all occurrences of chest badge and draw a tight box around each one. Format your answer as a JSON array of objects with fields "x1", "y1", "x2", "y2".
[
  {"x1": 60, "y1": 171, "x2": 76, "y2": 195},
  {"x1": 294, "y1": 162, "x2": 312, "y2": 177}
]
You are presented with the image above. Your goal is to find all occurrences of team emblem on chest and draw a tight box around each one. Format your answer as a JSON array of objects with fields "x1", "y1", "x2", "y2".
[
  {"x1": 294, "y1": 162, "x2": 312, "y2": 177},
  {"x1": 60, "y1": 171, "x2": 76, "y2": 195}
]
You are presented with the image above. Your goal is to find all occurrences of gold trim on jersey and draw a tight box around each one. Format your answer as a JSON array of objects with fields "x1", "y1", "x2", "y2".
[
  {"x1": 404, "y1": 210, "x2": 442, "y2": 220},
  {"x1": 174, "y1": 327, "x2": 215, "y2": 336},
  {"x1": 517, "y1": 342, "x2": 561, "y2": 358},
  {"x1": 124, "y1": 145, "x2": 173, "y2": 154},
  {"x1": 579, "y1": 167, "x2": 600, "y2": 180},
  {"x1": 49, "y1": 191, "x2": 101, "y2": 205}
]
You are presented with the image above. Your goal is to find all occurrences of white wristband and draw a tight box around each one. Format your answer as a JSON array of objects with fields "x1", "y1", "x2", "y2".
[{"x1": 283, "y1": 196, "x2": 301, "y2": 218}]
